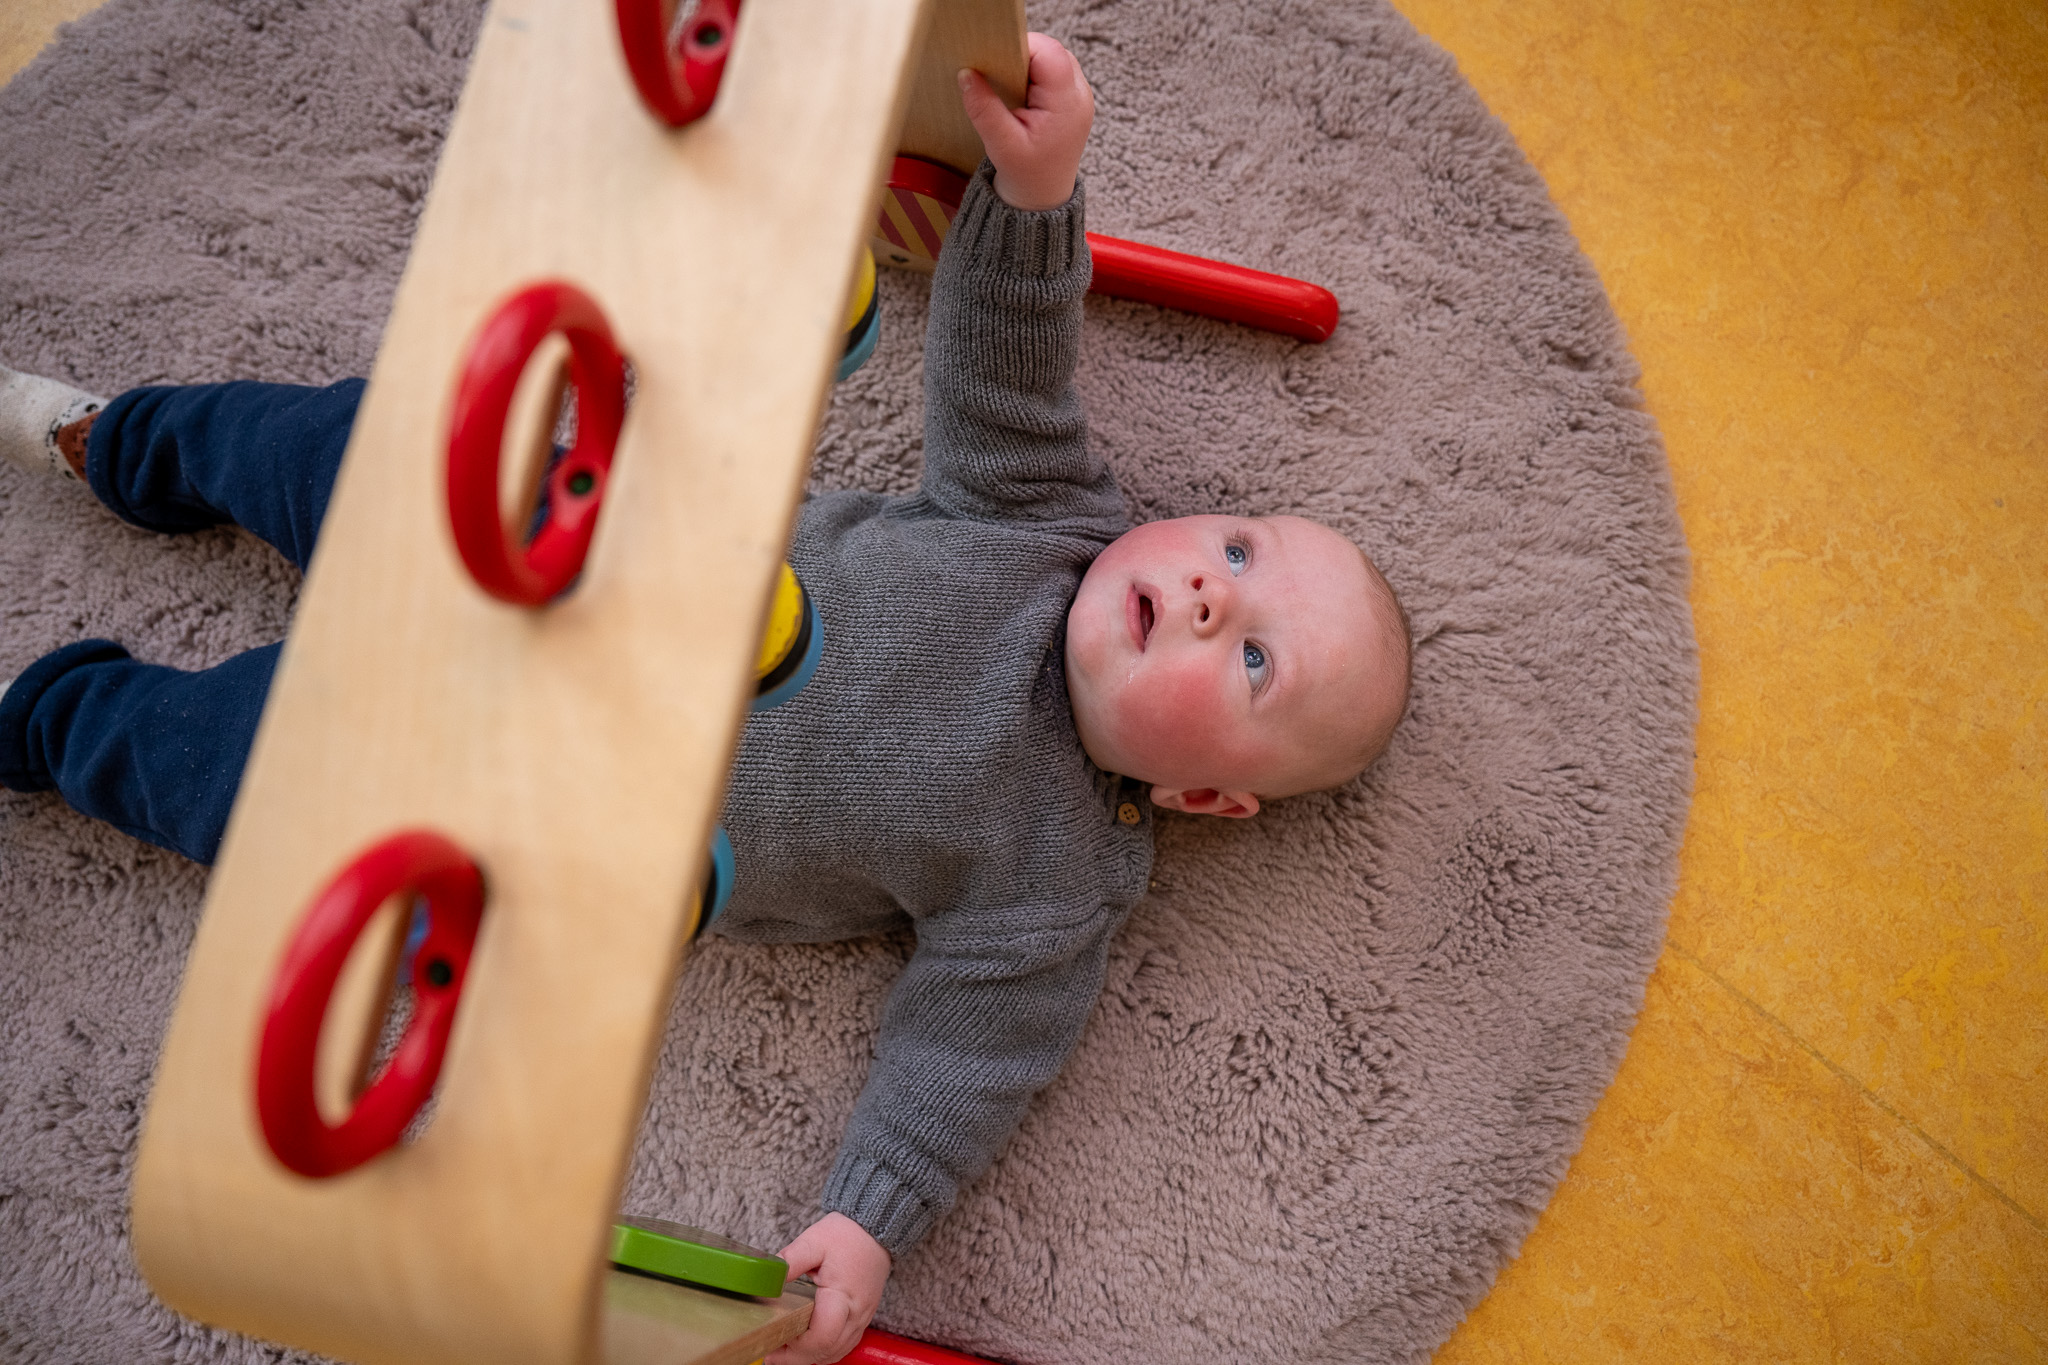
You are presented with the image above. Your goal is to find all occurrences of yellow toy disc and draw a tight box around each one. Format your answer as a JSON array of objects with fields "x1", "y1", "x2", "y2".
[
  {"x1": 843, "y1": 248, "x2": 877, "y2": 334},
  {"x1": 755, "y1": 562, "x2": 807, "y2": 681}
]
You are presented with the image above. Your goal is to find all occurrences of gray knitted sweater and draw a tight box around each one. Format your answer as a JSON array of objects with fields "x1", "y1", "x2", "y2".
[{"x1": 713, "y1": 165, "x2": 1154, "y2": 1257}]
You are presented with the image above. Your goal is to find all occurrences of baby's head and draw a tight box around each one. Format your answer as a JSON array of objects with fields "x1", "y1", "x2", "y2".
[{"x1": 1065, "y1": 515, "x2": 1409, "y2": 817}]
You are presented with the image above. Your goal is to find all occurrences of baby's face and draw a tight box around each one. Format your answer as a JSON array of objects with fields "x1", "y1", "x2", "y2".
[{"x1": 1064, "y1": 514, "x2": 1397, "y2": 811}]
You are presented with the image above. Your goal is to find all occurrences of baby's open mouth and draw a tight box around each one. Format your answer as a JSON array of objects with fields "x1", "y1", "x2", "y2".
[{"x1": 1125, "y1": 584, "x2": 1156, "y2": 651}]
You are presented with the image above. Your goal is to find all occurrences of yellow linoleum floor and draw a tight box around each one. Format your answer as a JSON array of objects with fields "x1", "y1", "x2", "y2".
[
  {"x1": 5, "y1": 2, "x2": 2043, "y2": 1360},
  {"x1": 0, "y1": 0, "x2": 99, "y2": 84},
  {"x1": 1389, "y1": 0, "x2": 2048, "y2": 1359}
]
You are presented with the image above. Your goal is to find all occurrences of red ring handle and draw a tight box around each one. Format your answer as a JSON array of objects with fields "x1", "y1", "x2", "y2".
[
  {"x1": 447, "y1": 281, "x2": 627, "y2": 606},
  {"x1": 615, "y1": 0, "x2": 742, "y2": 128},
  {"x1": 256, "y1": 830, "x2": 485, "y2": 1179}
]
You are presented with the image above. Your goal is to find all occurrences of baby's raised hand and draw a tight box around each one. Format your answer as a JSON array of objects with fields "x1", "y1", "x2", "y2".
[
  {"x1": 763, "y1": 1212, "x2": 892, "y2": 1365},
  {"x1": 957, "y1": 32, "x2": 1095, "y2": 212}
]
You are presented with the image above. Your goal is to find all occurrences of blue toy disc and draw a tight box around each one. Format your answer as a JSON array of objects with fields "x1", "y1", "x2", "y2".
[
  {"x1": 697, "y1": 825, "x2": 736, "y2": 935},
  {"x1": 750, "y1": 590, "x2": 824, "y2": 713},
  {"x1": 835, "y1": 293, "x2": 881, "y2": 383}
]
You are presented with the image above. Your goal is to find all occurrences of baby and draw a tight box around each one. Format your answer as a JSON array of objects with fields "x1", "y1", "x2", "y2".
[{"x1": 0, "y1": 35, "x2": 1407, "y2": 1365}]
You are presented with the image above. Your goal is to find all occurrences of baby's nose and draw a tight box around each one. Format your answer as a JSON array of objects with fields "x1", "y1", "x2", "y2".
[{"x1": 1188, "y1": 573, "x2": 1234, "y2": 635}]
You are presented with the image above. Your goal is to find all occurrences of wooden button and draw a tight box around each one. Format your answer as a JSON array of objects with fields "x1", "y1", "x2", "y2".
[{"x1": 1116, "y1": 802, "x2": 1142, "y2": 826}]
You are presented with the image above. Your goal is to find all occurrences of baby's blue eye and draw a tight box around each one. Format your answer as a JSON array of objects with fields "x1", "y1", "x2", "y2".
[
  {"x1": 1224, "y1": 542, "x2": 1248, "y2": 575},
  {"x1": 1243, "y1": 641, "x2": 1269, "y2": 689}
]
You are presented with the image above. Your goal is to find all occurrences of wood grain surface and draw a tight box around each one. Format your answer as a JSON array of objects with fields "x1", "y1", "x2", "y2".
[
  {"x1": 128, "y1": 0, "x2": 948, "y2": 1361},
  {"x1": 601, "y1": 1271, "x2": 814, "y2": 1365},
  {"x1": 898, "y1": 0, "x2": 1026, "y2": 172}
]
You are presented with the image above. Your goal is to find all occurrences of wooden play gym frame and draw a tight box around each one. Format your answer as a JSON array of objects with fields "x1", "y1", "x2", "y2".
[{"x1": 124, "y1": 2, "x2": 1336, "y2": 1362}]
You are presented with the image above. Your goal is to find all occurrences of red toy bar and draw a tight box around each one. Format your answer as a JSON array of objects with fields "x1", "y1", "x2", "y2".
[
  {"x1": 846, "y1": 1326, "x2": 1003, "y2": 1365},
  {"x1": 1087, "y1": 232, "x2": 1339, "y2": 342},
  {"x1": 874, "y1": 156, "x2": 1340, "y2": 342}
]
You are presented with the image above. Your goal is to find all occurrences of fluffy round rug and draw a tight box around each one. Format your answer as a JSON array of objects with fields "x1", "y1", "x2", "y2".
[{"x1": 0, "y1": 1, "x2": 1696, "y2": 1362}]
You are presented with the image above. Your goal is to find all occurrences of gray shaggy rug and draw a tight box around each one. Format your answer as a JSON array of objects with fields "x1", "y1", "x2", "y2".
[{"x1": 0, "y1": 1, "x2": 1696, "y2": 1361}]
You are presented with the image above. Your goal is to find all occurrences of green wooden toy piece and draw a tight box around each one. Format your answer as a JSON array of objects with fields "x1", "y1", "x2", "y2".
[{"x1": 610, "y1": 1216, "x2": 790, "y2": 1299}]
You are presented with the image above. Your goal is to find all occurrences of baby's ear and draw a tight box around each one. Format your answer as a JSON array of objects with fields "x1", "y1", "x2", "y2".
[{"x1": 1150, "y1": 786, "x2": 1261, "y2": 819}]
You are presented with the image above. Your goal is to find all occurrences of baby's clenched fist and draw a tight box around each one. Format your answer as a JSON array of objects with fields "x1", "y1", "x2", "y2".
[{"x1": 958, "y1": 32, "x2": 1095, "y2": 212}]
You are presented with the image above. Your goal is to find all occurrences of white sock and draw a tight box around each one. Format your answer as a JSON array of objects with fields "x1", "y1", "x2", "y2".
[{"x1": 0, "y1": 365, "x2": 107, "y2": 483}]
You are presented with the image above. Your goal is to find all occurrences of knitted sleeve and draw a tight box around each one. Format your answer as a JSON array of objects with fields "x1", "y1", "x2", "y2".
[
  {"x1": 919, "y1": 162, "x2": 1125, "y2": 527},
  {"x1": 819, "y1": 898, "x2": 1122, "y2": 1256}
]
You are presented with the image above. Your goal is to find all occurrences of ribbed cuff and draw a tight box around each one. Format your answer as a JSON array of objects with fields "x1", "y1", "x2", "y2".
[
  {"x1": 820, "y1": 1151, "x2": 940, "y2": 1258},
  {"x1": 946, "y1": 160, "x2": 1089, "y2": 283}
]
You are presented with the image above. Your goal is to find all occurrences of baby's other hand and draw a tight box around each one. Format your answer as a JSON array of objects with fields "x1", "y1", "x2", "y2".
[
  {"x1": 957, "y1": 32, "x2": 1094, "y2": 211},
  {"x1": 763, "y1": 1212, "x2": 892, "y2": 1365}
]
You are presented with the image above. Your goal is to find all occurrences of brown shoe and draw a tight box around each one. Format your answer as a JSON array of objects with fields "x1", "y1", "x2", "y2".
[{"x1": 52, "y1": 407, "x2": 99, "y2": 481}]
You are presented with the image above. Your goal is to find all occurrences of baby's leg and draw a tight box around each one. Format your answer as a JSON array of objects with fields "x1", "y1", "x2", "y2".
[
  {"x1": 84, "y1": 379, "x2": 366, "y2": 572},
  {"x1": 2, "y1": 367, "x2": 365, "y2": 572},
  {"x1": 0, "y1": 376, "x2": 362, "y2": 859},
  {"x1": 0, "y1": 639, "x2": 278, "y2": 865}
]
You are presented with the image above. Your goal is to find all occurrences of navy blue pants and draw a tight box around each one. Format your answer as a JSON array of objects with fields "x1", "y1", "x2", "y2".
[{"x1": 0, "y1": 380, "x2": 364, "y2": 864}]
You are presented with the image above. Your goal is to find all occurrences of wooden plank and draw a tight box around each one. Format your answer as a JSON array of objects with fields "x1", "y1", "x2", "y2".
[
  {"x1": 127, "y1": 0, "x2": 933, "y2": 1362},
  {"x1": 601, "y1": 1270, "x2": 813, "y2": 1365},
  {"x1": 896, "y1": 0, "x2": 1026, "y2": 173}
]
